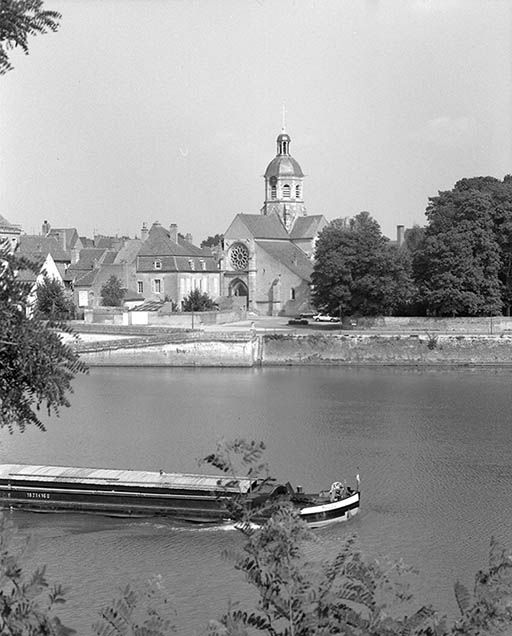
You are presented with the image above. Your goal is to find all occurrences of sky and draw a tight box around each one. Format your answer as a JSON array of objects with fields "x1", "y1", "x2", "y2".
[{"x1": 1, "y1": 0, "x2": 511, "y2": 244}]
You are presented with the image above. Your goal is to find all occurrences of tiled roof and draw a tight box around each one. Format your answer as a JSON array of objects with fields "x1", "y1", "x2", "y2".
[
  {"x1": 138, "y1": 222, "x2": 213, "y2": 259},
  {"x1": 256, "y1": 240, "x2": 313, "y2": 280},
  {"x1": 114, "y1": 239, "x2": 142, "y2": 264},
  {"x1": 101, "y1": 251, "x2": 118, "y2": 265},
  {"x1": 94, "y1": 237, "x2": 116, "y2": 249},
  {"x1": 289, "y1": 215, "x2": 325, "y2": 240},
  {"x1": 74, "y1": 269, "x2": 97, "y2": 286},
  {"x1": 0, "y1": 214, "x2": 21, "y2": 232},
  {"x1": 235, "y1": 214, "x2": 289, "y2": 240},
  {"x1": 68, "y1": 248, "x2": 108, "y2": 271},
  {"x1": 18, "y1": 235, "x2": 70, "y2": 261},
  {"x1": 47, "y1": 228, "x2": 79, "y2": 251},
  {"x1": 131, "y1": 299, "x2": 165, "y2": 312},
  {"x1": 137, "y1": 254, "x2": 218, "y2": 273}
]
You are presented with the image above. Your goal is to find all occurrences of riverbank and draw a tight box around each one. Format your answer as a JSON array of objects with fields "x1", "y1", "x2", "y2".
[{"x1": 75, "y1": 332, "x2": 512, "y2": 367}]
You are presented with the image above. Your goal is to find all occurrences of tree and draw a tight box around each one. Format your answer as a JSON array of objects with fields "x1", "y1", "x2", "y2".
[
  {"x1": 100, "y1": 275, "x2": 125, "y2": 307},
  {"x1": 413, "y1": 189, "x2": 502, "y2": 316},
  {"x1": 0, "y1": 247, "x2": 87, "y2": 432},
  {"x1": 312, "y1": 212, "x2": 415, "y2": 317},
  {"x1": 36, "y1": 274, "x2": 74, "y2": 319},
  {"x1": 201, "y1": 234, "x2": 224, "y2": 249},
  {"x1": 0, "y1": 0, "x2": 61, "y2": 75},
  {"x1": 182, "y1": 288, "x2": 216, "y2": 312},
  {"x1": 453, "y1": 175, "x2": 512, "y2": 316}
]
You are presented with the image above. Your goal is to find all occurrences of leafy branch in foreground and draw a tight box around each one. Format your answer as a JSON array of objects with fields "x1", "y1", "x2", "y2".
[
  {"x1": 0, "y1": 0, "x2": 61, "y2": 75},
  {"x1": 0, "y1": 514, "x2": 74, "y2": 635},
  {"x1": 451, "y1": 536, "x2": 512, "y2": 635},
  {"x1": 92, "y1": 577, "x2": 176, "y2": 636},
  {"x1": 0, "y1": 246, "x2": 87, "y2": 432}
]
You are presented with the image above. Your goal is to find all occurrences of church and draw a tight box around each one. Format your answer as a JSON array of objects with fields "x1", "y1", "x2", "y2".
[{"x1": 222, "y1": 128, "x2": 327, "y2": 315}]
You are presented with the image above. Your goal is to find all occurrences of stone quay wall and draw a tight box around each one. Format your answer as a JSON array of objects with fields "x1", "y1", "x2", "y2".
[
  {"x1": 77, "y1": 332, "x2": 512, "y2": 367},
  {"x1": 79, "y1": 333, "x2": 258, "y2": 367},
  {"x1": 261, "y1": 333, "x2": 512, "y2": 366}
]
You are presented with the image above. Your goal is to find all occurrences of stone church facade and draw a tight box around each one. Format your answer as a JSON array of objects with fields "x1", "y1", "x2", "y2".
[{"x1": 222, "y1": 129, "x2": 327, "y2": 316}]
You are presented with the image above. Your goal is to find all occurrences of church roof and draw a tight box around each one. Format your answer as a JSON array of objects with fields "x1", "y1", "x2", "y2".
[
  {"x1": 289, "y1": 215, "x2": 325, "y2": 240},
  {"x1": 234, "y1": 214, "x2": 290, "y2": 240},
  {"x1": 255, "y1": 240, "x2": 313, "y2": 280},
  {"x1": 264, "y1": 155, "x2": 304, "y2": 179}
]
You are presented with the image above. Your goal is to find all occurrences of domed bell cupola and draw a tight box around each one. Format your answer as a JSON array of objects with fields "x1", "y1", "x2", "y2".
[{"x1": 261, "y1": 128, "x2": 307, "y2": 232}]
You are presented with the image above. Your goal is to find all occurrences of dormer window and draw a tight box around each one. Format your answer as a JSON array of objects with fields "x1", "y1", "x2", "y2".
[
  {"x1": 283, "y1": 184, "x2": 291, "y2": 198},
  {"x1": 200, "y1": 259, "x2": 206, "y2": 271},
  {"x1": 154, "y1": 260, "x2": 162, "y2": 270},
  {"x1": 189, "y1": 259, "x2": 195, "y2": 270}
]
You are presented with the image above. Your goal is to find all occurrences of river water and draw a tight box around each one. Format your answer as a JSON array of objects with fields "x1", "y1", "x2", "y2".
[{"x1": 2, "y1": 366, "x2": 512, "y2": 634}]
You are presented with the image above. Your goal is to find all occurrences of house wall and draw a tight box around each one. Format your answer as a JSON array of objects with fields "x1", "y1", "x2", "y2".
[{"x1": 136, "y1": 272, "x2": 221, "y2": 306}]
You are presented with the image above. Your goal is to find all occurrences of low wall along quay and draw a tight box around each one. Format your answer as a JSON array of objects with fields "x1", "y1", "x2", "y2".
[{"x1": 76, "y1": 333, "x2": 512, "y2": 367}]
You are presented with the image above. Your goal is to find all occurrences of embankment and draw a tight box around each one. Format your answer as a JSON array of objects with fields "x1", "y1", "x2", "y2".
[{"x1": 77, "y1": 332, "x2": 512, "y2": 367}]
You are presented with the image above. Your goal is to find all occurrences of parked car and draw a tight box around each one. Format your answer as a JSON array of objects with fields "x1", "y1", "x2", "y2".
[
  {"x1": 313, "y1": 314, "x2": 339, "y2": 323},
  {"x1": 288, "y1": 317, "x2": 309, "y2": 325}
]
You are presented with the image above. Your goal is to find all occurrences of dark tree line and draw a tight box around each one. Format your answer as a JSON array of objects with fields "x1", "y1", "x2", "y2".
[{"x1": 313, "y1": 176, "x2": 512, "y2": 317}]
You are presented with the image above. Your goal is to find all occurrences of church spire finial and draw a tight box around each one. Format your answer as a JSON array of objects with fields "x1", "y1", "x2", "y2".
[{"x1": 281, "y1": 103, "x2": 287, "y2": 133}]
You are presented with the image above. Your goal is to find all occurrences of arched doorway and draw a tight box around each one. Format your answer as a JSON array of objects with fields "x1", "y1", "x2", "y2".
[{"x1": 229, "y1": 278, "x2": 249, "y2": 308}]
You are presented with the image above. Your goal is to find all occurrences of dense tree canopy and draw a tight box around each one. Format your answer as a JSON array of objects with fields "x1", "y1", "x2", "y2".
[
  {"x1": 0, "y1": 248, "x2": 87, "y2": 432},
  {"x1": 453, "y1": 176, "x2": 512, "y2": 315},
  {"x1": 413, "y1": 187, "x2": 503, "y2": 316},
  {"x1": 36, "y1": 274, "x2": 74, "y2": 319},
  {"x1": 182, "y1": 288, "x2": 216, "y2": 312},
  {"x1": 100, "y1": 275, "x2": 125, "y2": 307},
  {"x1": 201, "y1": 233, "x2": 224, "y2": 249},
  {"x1": 312, "y1": 212, "x2": 414, "y2": 316},
  {"x1": 0, "y1": 0, "x2": 61, "y2": 74}
]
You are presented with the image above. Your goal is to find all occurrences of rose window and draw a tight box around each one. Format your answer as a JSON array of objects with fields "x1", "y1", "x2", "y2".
[{"x1": 229, "y1": 243, "x2": 249, "y2": 270}]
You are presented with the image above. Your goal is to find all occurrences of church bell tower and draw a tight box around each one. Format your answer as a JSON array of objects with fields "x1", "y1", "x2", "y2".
[{"x1": 261, "y1": 127, "x2": 307, "y2": 232}]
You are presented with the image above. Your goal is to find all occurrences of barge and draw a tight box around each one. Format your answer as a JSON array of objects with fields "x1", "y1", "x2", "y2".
[{"x1": 0, "y1": 464, "x2": 360, "y2": 528}]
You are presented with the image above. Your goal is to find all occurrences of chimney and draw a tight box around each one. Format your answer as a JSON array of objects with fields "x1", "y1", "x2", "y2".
[
  {"x1": 185, "y1": 232, "x2": 193, "y2": 244},
  {"x1": 141, "y1": 222, "x2": 148, "y2": 242},
  {"x1": 397, "y1": 225, "x2": 405, "y2": 247},
  {"x1": 169, "y1": 223, "x2": 178, "y2": 243},
  {"x1": 41, "y1": 220, "x2": 50, "y2": 236}
]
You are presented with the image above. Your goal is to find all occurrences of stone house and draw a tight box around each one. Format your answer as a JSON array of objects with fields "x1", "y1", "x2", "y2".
[{"x1": 135, "y1": 222, "x2": 220, "y2": 307}]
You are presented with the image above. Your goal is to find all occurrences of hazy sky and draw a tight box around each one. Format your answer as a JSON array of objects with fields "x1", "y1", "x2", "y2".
[{"x1": 1, "y1": 0, "x2": 511, "y2": 244}]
